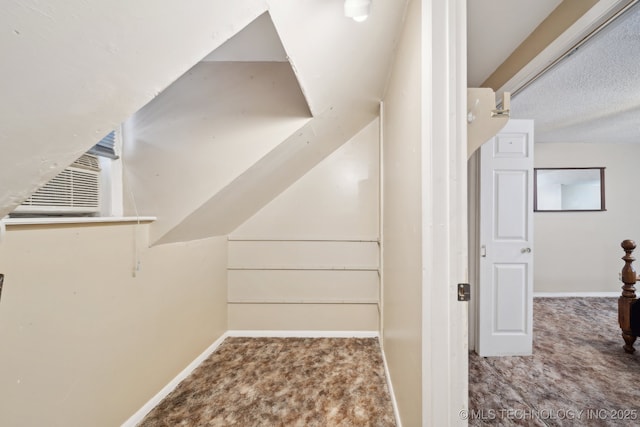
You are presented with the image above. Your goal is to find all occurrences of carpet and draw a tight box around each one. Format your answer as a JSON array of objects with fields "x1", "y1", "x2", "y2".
[
  {"x1": 470, "y1": 297, "x2": 640, "y2": 426},
  {"x1": 139, "y1": 337, "x2": 396, "y2": 426}
]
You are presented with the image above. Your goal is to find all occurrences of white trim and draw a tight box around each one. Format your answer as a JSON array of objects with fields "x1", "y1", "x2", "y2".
[
  {"x1": 227, "y1": 299, "x2": 378, "y2": 304},
  {"x1": 534, "y1": 292, "x2": 619, "y2": 298},
  {"x1": 378, "y1": 102, "x2": 385, "y2": 341},
  {"x1": 422, "y1": 0, "x2": 468, "y2": 424},
  {"x1": 226, "y1": 330, "x2": 379, "y2": 338},
  {"x1": 227, "y1": 236, "x2": 379, "y2": 242},
  {"x1": 5, "y1": 216, "x2": 156, "y2": 226},
  {"x1": 379, "y1": 346, "x2": 402, "y2": 427},
  {"x1": 120, "y1": 334, "x2": 227, "y2": 427}
]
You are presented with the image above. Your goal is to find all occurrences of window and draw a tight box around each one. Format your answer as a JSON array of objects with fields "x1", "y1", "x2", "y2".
[
  {"x1": 10, "y1": 128, "x2": 123, "y2": 218},
  {"x1": 534, "y1": 167, "x2": 606, "y2": 212},
  {"x1": 88, "y1": 130, "x2": 119, "y2": 160}
]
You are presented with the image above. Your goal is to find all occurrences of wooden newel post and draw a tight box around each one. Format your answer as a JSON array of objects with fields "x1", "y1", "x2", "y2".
[{"x1": 619, "y1": 239, "x2": 638, "y2": 353}]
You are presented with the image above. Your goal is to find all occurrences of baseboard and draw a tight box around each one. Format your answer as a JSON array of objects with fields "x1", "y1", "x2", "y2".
[
  {"x1": 534, "y1": 292, "x2": 619, "y2": 298},
  {"x1": 121, "y1": 333, "x2": 228, "y2": 427},
  {"x1": 379, "y1": 345, "x2": 403, "y2": 427},
  {"x1": 226, "y1": 330, "x2": 380, "y2": 338}
]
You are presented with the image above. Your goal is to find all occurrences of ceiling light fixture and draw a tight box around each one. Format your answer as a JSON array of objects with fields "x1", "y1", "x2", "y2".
[{"x1": 344, "y1": 0, "x2": 371, "y2": 22}]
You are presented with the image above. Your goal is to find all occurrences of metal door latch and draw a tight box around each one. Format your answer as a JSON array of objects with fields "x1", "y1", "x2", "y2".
[{"x1": 457, "y1": 283, "x2": 470, "y2": 301}]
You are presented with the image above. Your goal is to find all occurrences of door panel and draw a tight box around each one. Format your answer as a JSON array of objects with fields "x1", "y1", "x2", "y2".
[
  {"x1": 478, "y1": 119, "x2": 534, "y2": 356},
  {"x1": 494, "y1": 263, "x2": 527, "y2": 332},
  {"x1": 495, "y1": 133, "x2": 528, "y2": 157},
  {"x1": 494, "y1": 170, "x2": 528, "y2": 240}
]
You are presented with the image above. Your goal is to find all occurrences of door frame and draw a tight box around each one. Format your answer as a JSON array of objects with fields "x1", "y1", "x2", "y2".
[{"x1": 422, "y1": 0, "x2": 468, "y2": 424}]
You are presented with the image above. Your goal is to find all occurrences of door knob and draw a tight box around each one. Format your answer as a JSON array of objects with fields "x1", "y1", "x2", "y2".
[{"x1": 521, "y1": 247, "x2": 532, "y2": 253}]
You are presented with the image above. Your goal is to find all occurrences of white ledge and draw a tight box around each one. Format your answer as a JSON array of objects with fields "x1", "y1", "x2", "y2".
[{"x1": 3, "y1": 216, "x2": 157, "y2": 226}]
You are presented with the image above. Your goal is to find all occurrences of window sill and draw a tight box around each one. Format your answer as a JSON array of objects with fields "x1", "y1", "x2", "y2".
[{"x1": 3, "y1": 216, "x2": 157, "y2": 226}]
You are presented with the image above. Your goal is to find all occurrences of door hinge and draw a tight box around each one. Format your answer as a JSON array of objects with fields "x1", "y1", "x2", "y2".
[{"x1": 457, "y1": 283, "x2": 470, "y2": 301}]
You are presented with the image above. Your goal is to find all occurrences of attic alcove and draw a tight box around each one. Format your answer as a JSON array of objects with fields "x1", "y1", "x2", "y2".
[
  {"x1": 122, "y1": 12, "x2": 316, "y2": 245},
  {"x1": 122, "y1": 7, "x2": 389, "y2": 246}
]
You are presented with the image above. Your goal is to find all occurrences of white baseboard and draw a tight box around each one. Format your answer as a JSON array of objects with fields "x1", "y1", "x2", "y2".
[
  {"x1": 226, "y1": 330, "x2": 379, "y2": 338},
  {"x1": 121, "y1": 333, "x2": 228, "y2": 427},
  {"x1": 534, "y1": 292, "x2": 619, "y2": 298}
]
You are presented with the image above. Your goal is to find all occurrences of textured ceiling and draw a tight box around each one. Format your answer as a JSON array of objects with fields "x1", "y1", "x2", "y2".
[{"x1": 511, "y1": 2, "x2": 640, "y2": 144}]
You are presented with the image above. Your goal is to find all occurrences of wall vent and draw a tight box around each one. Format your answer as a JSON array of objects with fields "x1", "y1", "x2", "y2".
[{"x1": 13, "y1": 154, "x2": 101, "y2": 216}]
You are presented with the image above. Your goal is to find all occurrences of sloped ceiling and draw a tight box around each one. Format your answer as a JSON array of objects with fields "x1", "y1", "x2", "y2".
[
  {"x1": 123, "y1": 12, "x2": 312, "y2": 244},
  {"x1": 0, "y1": 0, "x2": 408, "y2": 245},
  {"x1": 0, "y1": 0, "x2": 267, "y2": 218},
  {"x1": 202, "y1": 12, "x2": 288, "y2": 62},
  {"x1": 123, "y1": 60, "x2": 312, "y2": 243},
  {"x1": 123, "y1": 4, "x2": 408, "y2": 244}
]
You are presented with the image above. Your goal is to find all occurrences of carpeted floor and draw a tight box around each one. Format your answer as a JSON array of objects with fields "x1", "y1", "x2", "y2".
[
  {"x1": 470, "y1": 297, "x2": 640, "y2": 426},
  {"x1": 139, "y1": 337, "x2": 396, "y2": 426}
]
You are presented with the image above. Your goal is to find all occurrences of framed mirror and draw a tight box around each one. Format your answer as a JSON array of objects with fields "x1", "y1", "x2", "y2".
[{"x1": 534, "y1": 167, "x2": 606, "y2": 212}]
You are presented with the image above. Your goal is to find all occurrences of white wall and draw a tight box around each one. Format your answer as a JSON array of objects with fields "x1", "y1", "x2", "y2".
[
  {"x1": 381, "y1": 0, "x2": 423, "y2": 424},
  {"x1": 535, "y1": 142, "x2": 640, "y2": 292},
  {"x1": 0, "y1": 223, "x2": 227, "y2": 426},
  {"x1": 229, "y1": 120, "x2": 380, "y2": 331}
]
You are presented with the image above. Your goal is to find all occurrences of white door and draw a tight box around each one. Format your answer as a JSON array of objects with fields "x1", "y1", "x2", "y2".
[{"x1": 478, "y1": 119, "x2": 534, "y2": 357}]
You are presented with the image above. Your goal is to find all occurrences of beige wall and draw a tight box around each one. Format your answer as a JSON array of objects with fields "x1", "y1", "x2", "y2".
[
  {"x1": 0, "y1": 223, "x2": 227, "y2": 426},
  {"x1": 229, "y1": 121, "x2": 380, "y2": 331},
  {"x1": 535, "y1": 142, "x2": 640, "y2": 292},
  {"x1": 381, "y1": 0, "x2": 423, "y2": 424}
]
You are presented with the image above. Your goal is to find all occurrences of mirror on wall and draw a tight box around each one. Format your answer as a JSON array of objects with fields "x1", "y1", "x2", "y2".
[{"x1": 534, "y1": 167, "x2": 606, "y2": 212}]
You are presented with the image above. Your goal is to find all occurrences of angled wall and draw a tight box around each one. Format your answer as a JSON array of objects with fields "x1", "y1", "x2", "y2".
[
  {"x1": 158, "y1": 101, "x2": 377, "y2": 244},
  {"x1": 121, "y1": 3, "x2": 408, "y2": 245},
  {"x1": 122, "y1": 60, "x2": 312, "y2": 244}
]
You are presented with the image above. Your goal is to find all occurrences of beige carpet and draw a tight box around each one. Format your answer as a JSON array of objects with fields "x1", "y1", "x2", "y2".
[
  {"x1": 139, "y1": 337, "x2": 396, "y2": 426},
  {"x1": 470, "y1": 297, "x2": 640, "y2": 426}
]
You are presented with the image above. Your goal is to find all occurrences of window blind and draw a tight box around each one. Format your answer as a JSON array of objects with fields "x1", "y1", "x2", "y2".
[{"x1": 88, "y1": 130, "x2": 119, "y2": 159}]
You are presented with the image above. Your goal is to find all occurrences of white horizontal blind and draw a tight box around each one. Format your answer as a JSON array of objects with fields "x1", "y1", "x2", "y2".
[
  {"x1": 15, "y1": 154, "x2": 100, "y2": 214},
  {"x1": 23, "y1": 169, "x2": 98, "y2": 208}
]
